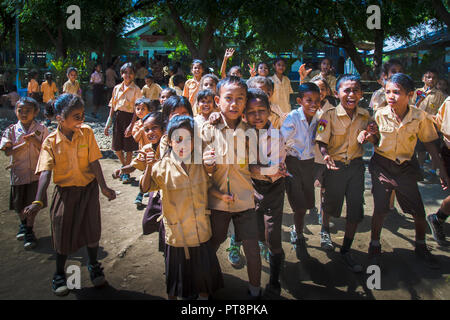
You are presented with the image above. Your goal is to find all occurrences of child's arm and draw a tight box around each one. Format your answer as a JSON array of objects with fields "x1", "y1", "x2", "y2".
[
  {"x1": 124, "y1": 113, "x2": 137, "y2": 138},
  {"x1": 424, "y1": 142, "x2": 449, "y2": 190},
  {"x1": 104, "y1": 106, "x2": 115, "y2": 136},
  {"x1": 89, "y1": 160, "x2": 116, "y2": 200},
  {"x1": 298, "y1": 64, "x2": 313, "y2": 84},
  {"x1": 202, "y1": 148, "x2": 217, "y2": 174},
  {"x1": 23, "y1": 170, "x2": 52, "y2": 218},
  {"x1": 248, "y1": 63, "x2": 256, "y2": 78},
  {"x1": 317, "y1": 141, "x2": 338, "y2": 170},
  {"x1": 112, "y1": 164, "x2": 137, "y2": 179},
  {"x1": 209, "y1": 185, "x2": 234, "y2": 203},
  {"x1": 220, "y1": 48, "x2": 235, "y2": 79}
]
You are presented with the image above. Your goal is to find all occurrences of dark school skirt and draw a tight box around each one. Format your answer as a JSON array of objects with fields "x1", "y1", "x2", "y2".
[
  {"x1": 442, "y1": 145, "x2": 450, "y2": 178},
  {"x1": 142, "y1": 191, "x2": 165, "y2": 253},
  {"x1": 165, "y1": 240, "x2": 224, "y2": 298},
  {"x1": 112, "y1": 110, "x2": 139, "y2": 152},
  {"x1": 50, "y1": 179, "x2": 101, "y2": 255},
  {"x1": 10, "y1": 181, "x2": 47, "y2": 213},
  {"x1": 92, "y1": 84, "x2": 104, "y2": 106}
]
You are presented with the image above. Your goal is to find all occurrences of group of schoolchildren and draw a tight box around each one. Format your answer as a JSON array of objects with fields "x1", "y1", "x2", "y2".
[{"x1": 1, "y1": 51, "x2": 450, "y2": 301}]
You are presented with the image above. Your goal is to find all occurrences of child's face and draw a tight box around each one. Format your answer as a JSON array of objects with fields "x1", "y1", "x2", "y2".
[
  {"x1": 202, "y1": 78, "x2": 217, "y2": 92},
  {"x1": 320, "y1": 59, "x2": 331, "y2": 73},
  {"x1": 169, "y1": 128, "x2": 193, "y2": 161},
  {"x1": 169, "y1": 106, "x2": 190, "y2": 120},
  {"x1": 245, "y1": 98, "x2": 270, "y2": 130},
  {"x1": 385, "y1": 81, "x2": 412, "y2": 109},
  {"x1": 423, "y1": 72, "x2": 438, "y2": 88},
  {"x1": 215, "y1": 83, "x2": 247, "y2": 122},
  {"x1": 258, "y1": 64, "x2": 269, "y2": 77},
  {"x1": 229, "y1": 67, "x2": 242, "y2": 78},
  {"x1": 15, "y1": 103, "x2": 38, "y2": 125},
  {"x1": 387, "y1": 64, "x2": 403, "y2": 79},
  {"x1": 143, "y1": 118, "x2": 163, "y2": 144},
  {"x1": 192, "y1": 63, "x2": 203, "y2": 78},
  {"x1": 337, "y1": 80, "x2": 362, "y2": 110},
  {"x1": 160, "y1": 90, "x2": 173, "y2": 106},
  {"x1": 199, "y1": 96, "x2": 215, "y2": 117},
  {"x1": 122, "y1": 68, "x2": 135, "y2": 84},
  {"x1": 135, "y1": 103, "x2": 150, "y2": 119},
  {"x1": 297, "y1": 92, "x2": 320, "y2": 118},
  {"x1": 313, "y1": 80, "x2": 328, "y2": 102},
  {"x1": 95, "y1": 65, "x2": 101, "y2": 72},
  {"x1": 68, "y1": 71, "x2": 78, "y2": 82},
  {"x1": 274, "y1": 60, "x2": 286, "y2": 75},
  {"x1": 59, "y1": 107, "x2": 85, "y2": 132},
  {"x1": 251, "y1": 83, "x2": 273, "y2": 99},
  {"x1": 437, "y1": 79, "x2": 448, "y2": 93},
  {"x1": 145, "y1": 78, "x2": 154, "y2": 86}
]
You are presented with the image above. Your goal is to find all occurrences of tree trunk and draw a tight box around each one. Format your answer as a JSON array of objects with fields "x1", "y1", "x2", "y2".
[
  {"x1": 373, "y1": 28, "x2": 384, "y2": 80},
  {"x1": 198, "y1": 17, "x2": 215, "y2": 60}
]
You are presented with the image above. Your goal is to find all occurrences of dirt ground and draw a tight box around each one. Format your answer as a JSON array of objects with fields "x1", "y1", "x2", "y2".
[{"x1": 0, "y1": 106, "x2": 449, "y2": 300}]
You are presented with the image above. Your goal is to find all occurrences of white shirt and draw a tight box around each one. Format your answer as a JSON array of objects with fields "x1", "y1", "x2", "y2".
[{"x1": 280, "y1": 107, "x2": 318, "y2": 160}]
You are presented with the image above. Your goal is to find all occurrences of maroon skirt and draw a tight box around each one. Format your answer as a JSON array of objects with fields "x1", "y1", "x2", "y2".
[
  {"x1": 112, "y1": 110, "x2": 139, "y2": 152},
  {"x1": 50, "y1": 179, "x2": 101, "y2": 255}
]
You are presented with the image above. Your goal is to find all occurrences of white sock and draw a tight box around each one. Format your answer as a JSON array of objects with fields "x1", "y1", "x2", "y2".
[{"x1": 248, "y1": 284, "x2": 261, "y2": 297}]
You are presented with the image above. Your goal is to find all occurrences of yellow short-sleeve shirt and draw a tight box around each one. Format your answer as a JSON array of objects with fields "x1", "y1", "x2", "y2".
[
  {"x1": 36, "y1": 124, "x2": 103, "y2": 187},
  {"x1": 141, "y1": 83, "x2": 162, "y2": 100},
  {"x1": 434, "y1": 97, "x2": 450, "y2": 149},
  {"x1": 183, "y1": 78, "x2": 200, "y2": 110},
  {"x1": 62, "y1": 80, "x2": 80, "y2": 96},
  {"x1": 27, "y1": 79, "x2": 39, "y2": 94},
  {"x1": 41, "y1": 81, "x2": 58, "y2": 103},
  {"x1": 109, "y1": 82, "x2": 142, "y2": 113},
  {"x1": 270, "y1": 75, "x2": 293, "y2": 114},
  {"x1": 412, "y1": 87, "x2": 446, "y2": 116}
]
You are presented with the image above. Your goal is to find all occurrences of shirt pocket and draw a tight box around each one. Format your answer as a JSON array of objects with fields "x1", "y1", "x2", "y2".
[{"x1": 378, "y1": 126, "x2": 396, "y2": 153}]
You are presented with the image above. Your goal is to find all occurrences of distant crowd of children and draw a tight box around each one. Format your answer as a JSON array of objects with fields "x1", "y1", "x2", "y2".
[{"x1": 1, "y1": 51, "x2": 449, "y2": 300}]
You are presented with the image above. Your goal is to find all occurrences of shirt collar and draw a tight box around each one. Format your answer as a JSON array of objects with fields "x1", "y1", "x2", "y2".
[
  {"x1": 336, "y1": 103, "x2": 365, "y2": 118},
  {"x1": 55, "y1": 125, "x2": 84, "y2": 145},
  {"x1": 17, "y1": 120, "x2": 37, "y2": 134},
  {"x1": 297, "y1": 106, "x2": 318, "y2": 126},
  {"x1": 381, "y1": 105, "x2": 416, "y2": 124}
]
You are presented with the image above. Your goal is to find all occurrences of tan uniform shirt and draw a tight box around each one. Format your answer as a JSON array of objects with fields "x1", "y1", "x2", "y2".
[
  {"x1": 201, "y1": 116, "x2": 255, "y2": 212},
  {"x1": 434, "y1": 97, "x2": 450, "y2": 149},
  {"x1": 36, "y1": 124, "x2": 103, "y2": 187},
  {"x1": 0, "y1": 121, "x2": 49, "y2": 185},
  {"x1": 63, "y1": 80, "x2": 80, "y2": 96},
  {"x1": 270, "y1": 75, "x2": 293, "y2": 114},
  {"x1": 316, "y1": 104, "x2": 371, "y2": 163},
  {"x1": 270, "y1": 103, "x2": 287, "y2": 129},
  {"x1": 311, "y1": 73, "x2": 337, "y2": 93},
  {"x1": 27, "y1": 79, "x2": 39, "y2": 94},
  {"x1": 174, "y1": 86, "x2": 183, "y2": 96},
  {"x1": 374, "y1": 105, "x2": 438, "y2": 163},
  {"x1": 412, "y1": 87, "x2": 446, "y2": 116},
  {"x1": 139, "y1": 151, "x2": 212, "y2": 250},
  {"x1": 369, "y1": 87, "x2": 387, "y2": 111},
  {"x1": 314, "y1": 101, "x2": 335, "y2": 164},
  {"x1": 41, "y1": 81, "x2": 58, "y2": 103},
  {"x1": 109, "y1": 82, "x2": 142, "y2": 113},
  {"x1": 183, "y1": 78, "x2": 200, "y2": 110},
  {"x1": 141, "y1": 83, "x2": 162, "y2": 100}
]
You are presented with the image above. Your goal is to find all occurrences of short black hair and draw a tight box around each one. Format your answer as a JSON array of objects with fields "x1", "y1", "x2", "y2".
[
  {"x1": 66, "y1": 67, "x2": 78, "y2": 75},
  {"x1": 46, "y1": 93, "x2": 84, "y2": 118},
  {"x1": 387, "y1": 73, "x2": 415, "y2": 93},
  {"x1": 120, "y1": 62, "x2": 135, "y2": 75},
  {"x1": 273, "y1": 57, "x2": 286, "y2": 65},
  {"x1": 247, "y1": 76, "x2": 274, "y2": 93},
  {"x1": 145, "y1": 74, "x2": 154, "y2": 80},
  {"x1": 162, "y1": 95, "x2": 193, "y2": 125},
  {"x1": 16, "y1": 97, "x2": 40, "y2": 112},
  {"x1": 298, "y1": 82, "x2": 321, "y2": 99},
  {"x1": 143, "y1": 111, "x2": 164, "y2": 128},
  {"x1": 197, "y1": 89, "x2": 216, "y2": 103},
  {"x1": 336, "y1": 74, "x2": 362, "y2": 92},
  {"x1": 227, "y1": 66, "x2": 242, "y2": 77},
  {"x1": 135, "y1": 98, "x2": 161, "y2": 112},
  {"x1": 161, "y1": 87, "x2": 177, "y2": 97},
  {"x1": 216, "y1": 76, "x2": 248, "y2": 96},
  {"x1": 423, "y1": 68, "x2": 439, "y2": 76},
  {"x1": 246, "y1": 88, "x2": 270, "y2": 111},
  {"x1": 381, "y1": 59, "x2": 404, "y2": 78}
]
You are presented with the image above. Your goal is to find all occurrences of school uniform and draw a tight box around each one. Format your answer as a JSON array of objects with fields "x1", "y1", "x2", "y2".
[
  {"x1": 201, "y1": 115, "x2": 259, "y2": 245},
  {"x1": 140, "y1": 151, "x2": 223, "y2": 298},
  {"x1": 141, "y1": 83, "x2": 162, "y2": 100},
  {"x1": 434, "y1": 97, "x2": 450, "y2": 177},
  {"x1": 281, "y1": 107, "x2": 318, "y2": 211},
  {"x1": 40, "y1": 81, "x2": 58, "y2": 103},
  {"x1": 36, "y1": 124, "x2": 103, "y2": 255},
  {"x1": 183, "y1": 78, "x2": 200, "y2": 112},
  {"x1": 311, "y1": 73, "x2": 337, "y2": 93},
  {"x1": 251, "y1": 122, "x2": 286, "y2": 251},
  {"x1": 109, "y1": 82, "x2": 142, "y2": 152},
  {"x1": 369, "y1": 87, "x2": 387, "y2": 111},
  {"x1": 315, "y1": 104, "x2": 371, "y2": 223},
  {"x1": 132, "y1": 119, "x2": 150, "y2": 149},
  {"x1": 270, "y1": 75, "x2": 293, "y2": 114},
  {"x1": 412, "y1": 87, "x2": 446, "y2": 116},
  {"x1": 90, "y1": 71, "x2": 103, "y2": 106},
  {"x1": 1, "y1": 121, "x2": 49, "y2": 212},
  {"x1": 174, "y1": 86, "x2": 183, "y2": 96},
  {"x1": 63, "y1": 80, "x2": 81, "y2": 96},
  {"x1": 269, "y1": 103, "x2": 287, "y2": 129},
  {"x1": 28, "y1": 79, "x2": 41, "y2": 102},
  {"x1": 313, "y1": 101, "x2": 335, "y2": 185}
]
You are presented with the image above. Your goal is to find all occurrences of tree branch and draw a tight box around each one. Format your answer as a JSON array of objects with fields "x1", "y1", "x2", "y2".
[{"x1": 431, "y1": 0, "x2": 450, "y2": 27}]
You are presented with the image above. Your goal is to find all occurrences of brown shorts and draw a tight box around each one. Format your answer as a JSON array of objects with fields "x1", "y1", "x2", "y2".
[
  {"x1": 10, "y1": 181, "x2": 47, "y2": 213},
  {"x1": 322, "y1": 157, "x2": 365, "y2": 223},
  {"x1": 210, "y1": 209, "x2": 259, "y2": 246},
  {"x1": 313, "y1": 163, "x2": 326, "y2": 187},
  {"x1": 285, "y1": 156, "x2": 315, "y2": 211},
  {"x1": 112, "y1": 110, "x2": 139, "y2": 152},
  {"x1": 369, "y1": 153, "x2": 425, "y2": 217},
  {"x1": 253, "y1": 178, "x2": 285, "y2": 251}
]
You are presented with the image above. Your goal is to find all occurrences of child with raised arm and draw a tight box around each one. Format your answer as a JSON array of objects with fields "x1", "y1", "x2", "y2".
[
  {"x1": 140, "y1": 115, "x2": 224, "y2": 300},
  {"x1": 23, "y1": 94, "x2": 116, "y2": 296},
  {"x1": 1, "y1": 97, "x2": 49, "y2": 249},
  {"x1": 220, "y1": 48, "x2": 242, "y2": 79}
]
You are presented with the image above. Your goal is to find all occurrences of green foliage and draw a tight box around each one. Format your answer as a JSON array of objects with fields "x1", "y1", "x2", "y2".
[{"x1": 49, "y1": 52, "x2": 95, "y2": 88}]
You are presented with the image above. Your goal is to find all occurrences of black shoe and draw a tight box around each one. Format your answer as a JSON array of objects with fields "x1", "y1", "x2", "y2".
[
  {"x1": 247, "y1": 288, "x2": 262, "y2": 300},
  {"x1": 23, "y1": 231, "x2": 37, "y2": 250},
  {"x1": 52, "y1": 273, "x2": 69, "y2": 296},
  {"x1": 427, "y1": 214, "x2": 449, "y2": 247},
  {"x1": 368, "y1": 244, "x2": 382, "y2": 268},
  {"x1": 16, "y1": 224, "x2": 26, "y2": 241},
  {"x1": 295, "y1": 237, "x2": 309, "y2": 260},
  {"x1": 415, "y1": 245, "x2": 440, "y2": 269},
  {"x1": 88, "y1": 262, "x2": 106, "y2": 287}
]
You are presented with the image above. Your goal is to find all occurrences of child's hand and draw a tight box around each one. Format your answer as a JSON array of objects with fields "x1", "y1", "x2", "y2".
[
  {"x1": 221, "y1": 193, "x2": 234, "y2": 203},
  {"x1": 139, "y1": 149, "x2": 156, "y2": 165},
  {"x1": 112, "y1": 169, "x2": 121, "y2": 179},
  {"x1": 248, "y1": 63, "x2": 256, "y2": 77},
  {"x1": 203, "y1": 149, "x2": 216, "y2": 167},
  {"x1": 298, "y1": 64, "x2": 312, "y2": 81},
  {"x1": 357, "y1": 130, "x2": 371, "y2": 144},
  {"x1": 208, "y1": 112, "x2": 222, "y2": 125},
  {"x1": 324, "y1": 155, "x2": 338, "y2": 170},
  {"x1": 1, "y1": 142, "x2": 12, "y2": 151},
  {"x1": 22, "y1": 132, "x2": 36, "y2": 141},
  {"x1": 224, "y1": 48, "x2": 235, "y2": 60},
  {"x1": 367, "y1": 121, "x2": 379, "y2": 135},
  {"x1": 101, "y1": 186, "x2": 116, "y2": 201},
  {"x1": 124, "y1": 125, "x2": 132, "y2": 138},
  {"x1": 104, "y1": 126, "x2": 110, "y2": 137},
  {"x1": 23, "y1": 203, "x2": 41, "y2": 217}
]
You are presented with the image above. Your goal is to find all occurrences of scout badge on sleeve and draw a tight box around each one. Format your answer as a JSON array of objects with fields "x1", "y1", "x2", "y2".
[{"x1": 317, "y1": 119, "x2": 328, "y2": 133}]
